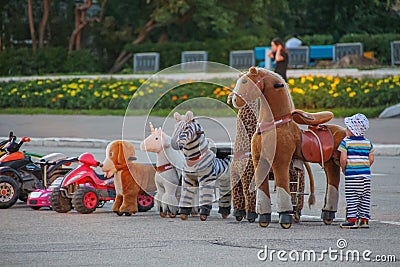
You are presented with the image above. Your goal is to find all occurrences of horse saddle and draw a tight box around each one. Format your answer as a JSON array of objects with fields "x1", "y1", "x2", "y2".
[
  {"x1": 301, "y1": 125, "x2": 334, "y2": 164},
  {"x1": 292, "y1": 109, "x2": 333, "y2": 125}
]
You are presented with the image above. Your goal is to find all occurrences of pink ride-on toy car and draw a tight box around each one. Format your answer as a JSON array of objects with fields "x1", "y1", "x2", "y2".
[
  {"x1": 27, "y1": 156, "x2": 78, "y2": 210},
  {"x1": 49, "y1": 152, "x2": 154, "y2": 214}
]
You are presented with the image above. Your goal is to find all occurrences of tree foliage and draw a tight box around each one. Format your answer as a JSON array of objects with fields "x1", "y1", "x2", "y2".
[{"x1": 0, "y1": 0, "x2": 399, "y2": 71}]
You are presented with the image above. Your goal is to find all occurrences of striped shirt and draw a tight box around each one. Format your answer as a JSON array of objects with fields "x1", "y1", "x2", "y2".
[{"x1": 338, "y1": 136, "x2": 374, "y2": 178}]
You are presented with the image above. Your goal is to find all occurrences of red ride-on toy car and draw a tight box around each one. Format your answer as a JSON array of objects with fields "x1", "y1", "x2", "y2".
[{"x1": 50, "y1": 153, "x2": 154, "y2": 214}]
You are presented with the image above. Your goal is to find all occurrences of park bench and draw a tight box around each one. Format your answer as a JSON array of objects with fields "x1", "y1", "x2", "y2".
[
  {"x1": 391, "y1": 41, "x2": 400, "y2": 66},
  {"x1": 229, "y1": 50, "x2": 255, "y2": 70},
  {"x1": 181, "y1": 51, "x2": 208, "y2": 71},
  {"x1": 334, "y1": 42, "x2": 363, "y2": 62},
  {"x1": 133, "y1": 52, "x2": 160, "y2": 73}
]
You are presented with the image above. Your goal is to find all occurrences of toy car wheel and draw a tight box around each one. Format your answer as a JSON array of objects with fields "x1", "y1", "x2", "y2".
[
  {"x1": 72, "y1": 187, "x2": 99, "y2": 214},
  {"x1": 0, "y1": 175, "x2": 20, "y2": 209},
  {"x1": 18, "y1": 192, "x2": 29, "y2": 202},
  {"x1": 50, "y1": 187, "x2": 72, "y2": 213},
  {"x1": 137, "y1": 193, "x2": 154, "y2": 212}
]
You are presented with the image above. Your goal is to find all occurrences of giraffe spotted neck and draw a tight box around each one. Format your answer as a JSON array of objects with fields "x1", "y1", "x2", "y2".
[{"x1": 234, "y1": 100, "x2": 258, "y2": 153}]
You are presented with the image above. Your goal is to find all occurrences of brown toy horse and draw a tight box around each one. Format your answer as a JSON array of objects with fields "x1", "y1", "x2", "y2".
[{"x1": 230, "y1": 67, "x2": 346, "y2": 229}]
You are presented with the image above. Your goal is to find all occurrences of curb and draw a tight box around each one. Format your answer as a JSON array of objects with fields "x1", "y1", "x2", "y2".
[{"x1": 15, "y1": 137, "x2": 400, "y2": 157}]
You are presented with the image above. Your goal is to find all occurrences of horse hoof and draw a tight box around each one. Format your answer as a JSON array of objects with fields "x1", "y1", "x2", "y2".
[
  {"x1": 293, "y1": 212, "x2": 301, "y2": 223},
  {"x1": 280, "y1": 223, "x2": 292, "y2": 229},
  {"x1": 200, "y1": 215, "x2": 207, "y2": 221},
  {"x1": 247, "y1": 212, "x2": 258, "y2": 223},
  {"x1": 235, "y1": 216, "x2": 243, "y2": 222},
  {"x1": 160, "y1": 212, "x2": 167, "y2": 218},
  {"x1": 180, "y1": 214, "x2": 188, "y2": 220},
  {"x1": 116, "y1": 212, "x2": 123, "y2": 216},
  {"x1": 323, "y1": 219, "x2": 333, "y2": 225},
  {"x1": 221, "y1": 214, "x2": 229, "y2": 219},
  {"x1": 168, "y1": 212, "x2": 176, "y2": 218},
  {"x1": 259, "y1": 214, "x2": 271, "y2": 227},
  {"x1": 124, "y1": 212, "x2": 132, "y2": 216}
]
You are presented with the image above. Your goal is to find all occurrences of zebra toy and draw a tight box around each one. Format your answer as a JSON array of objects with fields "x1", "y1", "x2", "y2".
[{"x1": 171, "y1": 111, "x2": 232, "y2": 221}]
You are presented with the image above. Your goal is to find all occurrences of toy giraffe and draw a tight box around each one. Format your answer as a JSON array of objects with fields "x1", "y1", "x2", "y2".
[
  {"x1": 229, "y1": 95, "x2": 259, "y2": 222},
  {"x1": 228, "y1": 94, "x2": 311, "y2": 223}
]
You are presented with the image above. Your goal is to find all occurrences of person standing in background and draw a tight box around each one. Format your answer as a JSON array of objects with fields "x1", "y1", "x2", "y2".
[
  {"x1": 285, "y1": 33, "x2": 302, "y2": 48},
  {"x1": 267, "y1": 37, "x2": 289, "y2": 82}
]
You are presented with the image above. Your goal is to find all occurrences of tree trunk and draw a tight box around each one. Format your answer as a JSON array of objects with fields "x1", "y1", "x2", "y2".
[
  {"x1": 38, "y1": 0, "x2": 49, "y2": 48},
  {"x1": 68, "y1": 0, "x2": 107, "y2": 52},
  {"x1": 109, "y1": 18, "x2": 158, "y2": 74},
  {"x1": 27, "y1": 0, "x2": 37, "y2": 52}
]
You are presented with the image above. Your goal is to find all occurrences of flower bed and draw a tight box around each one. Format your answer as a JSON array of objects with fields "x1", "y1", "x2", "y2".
[{"x1": 1, "y1": 75, "x2": 398, "y2": 113}]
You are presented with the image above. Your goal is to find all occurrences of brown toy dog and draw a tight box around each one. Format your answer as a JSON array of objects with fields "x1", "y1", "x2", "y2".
[{"x1": 101, "y1": 140, "x2": 156, "y2": 216}]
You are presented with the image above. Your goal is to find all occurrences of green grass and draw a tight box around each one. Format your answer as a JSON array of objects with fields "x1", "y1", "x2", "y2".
[{"x1": 1, "y1": 106, "x2": 386, "y2": 118}]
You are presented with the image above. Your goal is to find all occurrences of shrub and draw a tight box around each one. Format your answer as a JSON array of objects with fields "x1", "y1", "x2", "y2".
[{"x1": 301, "y1": 34, "x2": 335, "y2": 45}]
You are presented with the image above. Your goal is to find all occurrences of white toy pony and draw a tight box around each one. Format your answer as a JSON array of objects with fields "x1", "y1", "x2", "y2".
[{"x1": 140, "y1": 123, "x2": 186, "y2": 218}]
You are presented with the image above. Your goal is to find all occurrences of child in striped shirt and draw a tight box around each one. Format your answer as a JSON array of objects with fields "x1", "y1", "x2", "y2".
[{"x1": 338, "y1": 113, "x2": 375, "y2": 229}]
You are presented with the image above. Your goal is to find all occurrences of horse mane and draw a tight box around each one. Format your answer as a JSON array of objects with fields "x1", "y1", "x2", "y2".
[{"x1": 256, "y1": 67, "x2": 295, "y2": 112}]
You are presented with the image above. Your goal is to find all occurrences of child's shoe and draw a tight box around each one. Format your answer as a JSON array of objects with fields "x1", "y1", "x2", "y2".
[
  {"x1": 340, "y1": 218, "x2": 359, "y2": 229},
  {"x1": 359, "y1": 219, "x2": 369, "y2": 229}
]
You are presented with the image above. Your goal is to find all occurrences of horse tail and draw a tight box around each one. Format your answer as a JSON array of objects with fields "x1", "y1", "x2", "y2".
[{"x1": 304, "y1": 161, "x2": 316, "y2": 208}]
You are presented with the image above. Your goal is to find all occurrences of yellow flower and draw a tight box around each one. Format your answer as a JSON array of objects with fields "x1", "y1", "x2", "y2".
[
  {"x1": 57, "y1": 94, "x2": 64, "y2": 98},
  {"x1": 288, "y1": 79, "x2": 295, "y2": 86},
  {"x1": 328, "y1": 90, "x2": 334, "y2": 95},
  {"x1": 21, "y1": 94, "x2": 27, "y2": 99},
  {"x1": 37, "y1": 81, "x2": 43, "y2": 85},
  {"x1": 94, "y1": 91, "x2": 100, "y2": 97},
  {"x1": 364, "y1": 89, "x2": 370, "y2": 94},
  {"x1": 319, "y1": 82, "x2": 325, "y2": 87},
  {"x1": 312, "y1": 85, "x2": 318, "y2": 90},
  {"x1": 214, "y1": 88, "x2": 221, "y2": 94},
  {"x1": 112, "y1": 94, "x2": 118, "y2": 99},
  {"x1": 346, "y1": 87, "x2": 352, "y2": 92},
  {"x1": 333, "y1": 93, "x2": 339, "y2": 97},
  {"x1": 129, "y1": 85, "x2": 138, "y2": 91},
  {"x1": 138, "y1": 91, "x2": 145, "y2": 96},
  {"x1": 70, "y1": 90, "x2": 76, "y2": 97},
  {"x1": 349, "y1": 92, "x2": 356, "y2": 98},
  {"x1": 230, "y1": 83, "x2": 236, "y2": 88},
  {"x1": 292, "y1": 87, "x2": 305, "y2": 95},
  {"x1": 327, "y1": 76, "x2": 333, "y2": 81}
]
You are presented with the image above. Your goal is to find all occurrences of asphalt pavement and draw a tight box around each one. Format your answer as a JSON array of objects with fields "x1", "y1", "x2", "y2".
[{"x1": 1, "y1": 156, "x2": 399, "y2": 266}]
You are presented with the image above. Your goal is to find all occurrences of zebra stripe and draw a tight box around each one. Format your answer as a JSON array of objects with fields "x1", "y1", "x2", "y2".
[{"x1": 171, "y1": 118, "x2": 232, "y2": 213}]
